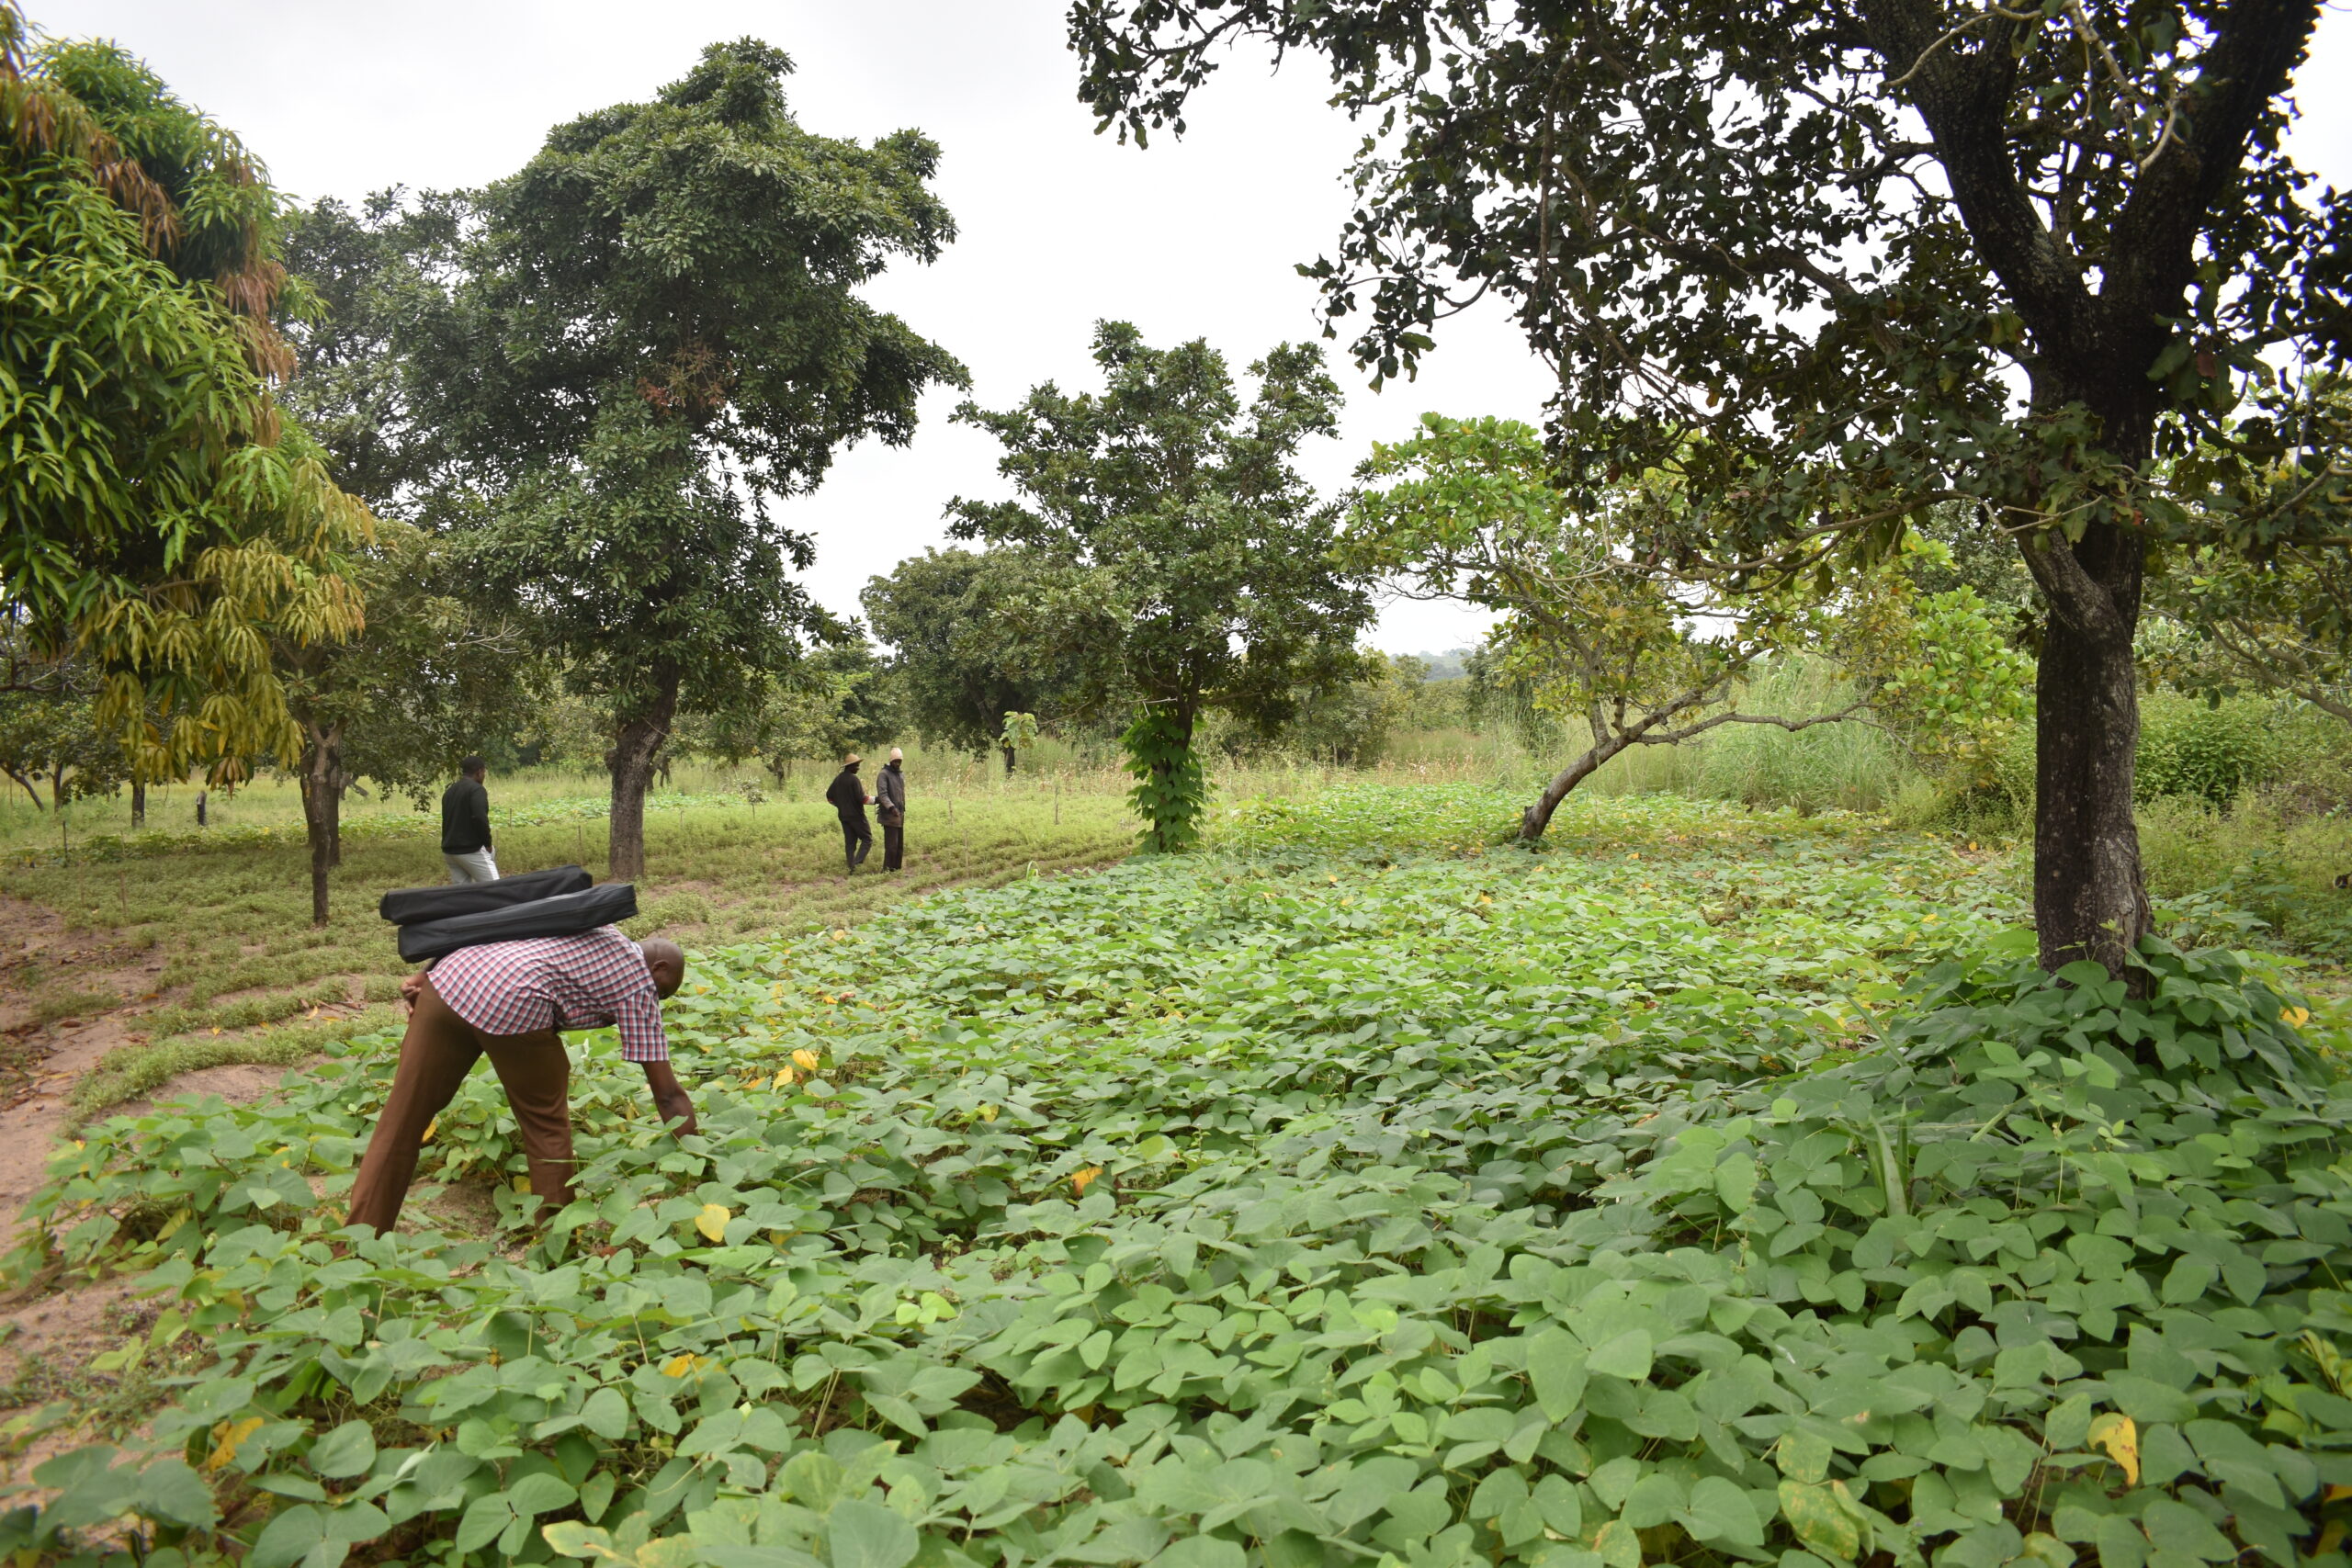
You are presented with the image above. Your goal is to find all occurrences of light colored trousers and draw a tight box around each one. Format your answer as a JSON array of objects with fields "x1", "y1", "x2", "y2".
[{"x1": 444, "y1": 849, "x2": 500, "y2": 884}]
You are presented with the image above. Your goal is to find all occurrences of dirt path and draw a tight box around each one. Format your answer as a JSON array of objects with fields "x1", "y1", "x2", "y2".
[{"x1": 0, "y1": 897, "x2": 171, "y2": 1258}]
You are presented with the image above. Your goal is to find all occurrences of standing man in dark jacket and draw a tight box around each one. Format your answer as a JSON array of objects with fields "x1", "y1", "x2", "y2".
[
  {"x1": 876, "y1": 748, "x2": 908, "y2": 872},
  {"x1": 825, "y1": 753, "x2": 874, "y2": 874},
  {"x1": 441, "y1": 755, "x2": 497, "y2": 884}
]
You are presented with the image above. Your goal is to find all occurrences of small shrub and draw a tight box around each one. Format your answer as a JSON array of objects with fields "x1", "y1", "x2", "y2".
[{"x1": 2135, "y1": 692, "x2": 2278, "y2": 804}]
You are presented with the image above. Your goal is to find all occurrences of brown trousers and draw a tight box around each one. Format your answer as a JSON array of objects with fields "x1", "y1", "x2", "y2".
[{"x1": 345, "y1": 979, "x2": 576, "y2": 1235}]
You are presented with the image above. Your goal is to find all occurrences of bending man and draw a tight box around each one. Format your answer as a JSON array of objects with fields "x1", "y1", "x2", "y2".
[{"x1": 346, "y1": 928, "x2": 698, "y2": 1235}]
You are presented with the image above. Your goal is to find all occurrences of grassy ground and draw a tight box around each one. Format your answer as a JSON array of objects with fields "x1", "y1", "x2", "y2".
[{"x1": 0, "y1": 762, "x2": 1141, "y2": 1122}]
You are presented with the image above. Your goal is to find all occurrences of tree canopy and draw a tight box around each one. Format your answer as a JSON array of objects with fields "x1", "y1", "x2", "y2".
[
  {"x1": 395, "y1": 39, "x2": 967, "y2": 877},
  {"x1": 1068, "y1": 0, "x2": 2352, "y2": 978},
  {"x1": 862, "y1": 547, "x2": 1091, "y2": 767},
  {"x1": 948, "y1": 321, "x2": 1372, "y2": 850},
  {"x1": 0, "y1": 6, "x2": 368, "y2": 780}
]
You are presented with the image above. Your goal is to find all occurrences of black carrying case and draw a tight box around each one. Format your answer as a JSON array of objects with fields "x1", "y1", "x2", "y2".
[
  {"x1": 397, "y1": 883, "x2": 639, "y2": 964},
  {"x1": 378, "y1": 864, "x2": 593, "y2": 926}
]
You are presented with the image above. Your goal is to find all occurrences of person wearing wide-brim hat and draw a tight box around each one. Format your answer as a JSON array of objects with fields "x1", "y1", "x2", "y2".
[{"x1": 824, "y1": 752, "x2": 875, "y2": 874}]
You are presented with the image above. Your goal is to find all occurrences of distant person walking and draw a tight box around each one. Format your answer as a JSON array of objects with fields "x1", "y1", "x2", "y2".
[
  {"x1": 825, "y1": 753, "x2": 874, "y2": 874},
  {"x1": 876, "y1": 748, "x2": 908, "y2": 872},
  {"x1": 441, "y1": 755, "x2": 497, "y2": 884}
]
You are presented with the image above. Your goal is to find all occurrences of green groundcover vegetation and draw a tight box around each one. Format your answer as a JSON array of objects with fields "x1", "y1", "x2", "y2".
[{"x1": 8, "y1": 787, "x2": 2351, "y2": 1568}]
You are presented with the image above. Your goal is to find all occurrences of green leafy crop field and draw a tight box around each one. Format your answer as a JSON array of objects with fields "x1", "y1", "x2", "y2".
[{"x1": 8, "y1": 787, "x2": 2350, "y2": 1568}]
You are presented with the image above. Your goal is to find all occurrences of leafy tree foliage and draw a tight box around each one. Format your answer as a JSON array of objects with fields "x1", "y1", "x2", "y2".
[
  {"x1": 0, "y1": 7, "x2": 368, "y2": 780},
  {"x1": 1068, "y1": 0, "x2": 2352, "y2": 980},
  {"x1": 399, "y1": 39, "x2": 965, "y2": 877},
  {"x1": 270, "y1": 195, "x2": 553, "y2": 923},
  {"x1": 678, "y1": 636, "x2": 903, "y2": 784},
  {"x1": 1350, "y1": 417, "x2": 1972, "y2": 835},
  {"x1": 277, "y1": 525, "x2": 548, "y2": 925},
  {"x1": 1211, "y1": 651, "x2": 1437, "y2": 768},
  {"x1": 2144, "y1": 546, "x2": 2352, "y2": 727},
  {"x1": 948, "y1": 321, "x2": 1372, "y2": 849},
  {"x1": 862, "y1": 548, "x2": 1089, "y2": 769},
  {"x1": 0, "y1": 640, "x2": 123, "y2": 812},
  {"x1": 278, "y1": 191, "x2": 453, "y2": 513}
]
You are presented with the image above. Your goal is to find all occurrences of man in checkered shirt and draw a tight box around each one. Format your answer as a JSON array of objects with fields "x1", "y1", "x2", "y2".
[{"x1": 345, "y1": 926, "x2": 699, "y2": 1235}]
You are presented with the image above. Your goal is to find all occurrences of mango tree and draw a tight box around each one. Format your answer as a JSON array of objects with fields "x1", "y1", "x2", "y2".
[
  {"x1": 948, "y1": 321, "x2": 1371, "y2": 852},
  {"x1": 397, "y1": 40, "x2": 965, "y2": 879},
  {"x1": 1, "y1": 10, "x2": 368, "y2": 782}
]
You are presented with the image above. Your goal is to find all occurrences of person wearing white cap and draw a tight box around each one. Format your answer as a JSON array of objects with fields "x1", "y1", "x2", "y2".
[{"x1": 876, "y1": 748, "x2": 908, "y2": 872}]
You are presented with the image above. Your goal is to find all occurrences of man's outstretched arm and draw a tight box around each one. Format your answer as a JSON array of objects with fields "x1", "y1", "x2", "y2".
[{"x1": 641, "y1": 1059, "x2": 697, "y2": 1135}]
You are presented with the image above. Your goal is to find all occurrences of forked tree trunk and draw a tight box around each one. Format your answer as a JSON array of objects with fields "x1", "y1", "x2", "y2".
[
  {"x1": 2023, "y1": 519, "x2": 2151, "y2": 980},
  {"x1": 606, "y1": 671, "x2": 680, "y2": 882}
]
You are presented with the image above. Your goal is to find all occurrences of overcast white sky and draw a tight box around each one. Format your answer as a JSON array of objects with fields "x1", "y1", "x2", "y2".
[{"x1": 28, "y1": 1, "x2": 2352, "y2": 655}]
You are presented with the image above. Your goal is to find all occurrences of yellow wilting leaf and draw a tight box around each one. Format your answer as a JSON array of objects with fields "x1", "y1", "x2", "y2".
[
  {"x1": 2284, "y1": 1007, "x2": 2311, "y2": 1027},
  {"x1": 792, "y1": 1048, "x2": 820, "y2": 1072},
  {"x1": 696, "y1": 1203, "x2": 731, "y2": 1242},
  {"x1": 978, "y1": 1104, "x2": 998, "y2": 1122},
  {"x1": 512, "y1": 1177, "x2": 532, "y2": 1195},
  {"x1": 419, "y1": 1117, "x2": 438, "y2": 1145},
  {"x1": 829, "y1": 929, "x2": 846, "y2": 942},
  {"x1": 204, "y1": 1416, "x2": 263, "y2": 1472},
  {"x1": 1072, "y1": 1166, "x2": 1104, "y2": 1196},
  {"x1": 774, "y1": 1067, "x2": 797, "y2": 1089},
  {"x1": 661, "y1": 1353, "x2": 702, "y2": 1379},
  {"x1": 2089, "y1": 1412, "x2": 2139, "y2": 1486}
]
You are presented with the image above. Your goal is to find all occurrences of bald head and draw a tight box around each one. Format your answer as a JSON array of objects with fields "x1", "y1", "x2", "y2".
[{"x1": 639, "y1": 938, "x2": 685, "y2": 998}]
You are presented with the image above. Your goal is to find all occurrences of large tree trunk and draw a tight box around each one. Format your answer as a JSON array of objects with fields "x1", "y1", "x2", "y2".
[
  {"x1": 606, "y1": 671, "x2": 680, "y2": 882},
  {"x1": 2023, "y1": 519, "x2": 2150, "y2": 980},
  {"x1": 130, "y1": 780, "x2": 145, "y2": 829},
  {"x1": 299, "y1": 719, "x2": 345, "y2": 928}
]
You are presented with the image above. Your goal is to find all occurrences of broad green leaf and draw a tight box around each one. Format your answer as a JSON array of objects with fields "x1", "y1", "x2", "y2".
[
  {"x1": 829, "y1": 1499, "x2": 920, "y2": 1568},
  {"x1": 308, "y1": 1421, "x2": 376, "y2": 1481},
  {"x1": 1527, "y1": 1327, "x2": 1589, "y2": 1421},
  {"x1": 1585, "y1": 1329, "x2": 1654, "y2": 1382},
  {"x1": 1780, "y1": 1480, "x2": 1860, "y2": 1561}
]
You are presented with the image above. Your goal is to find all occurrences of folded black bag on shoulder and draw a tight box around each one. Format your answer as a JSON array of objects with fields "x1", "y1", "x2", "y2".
[
  {"x1": 378, "y1": 864, "x2": 593, "y2": 927},
  {"x1": 397, "y1": 883, "x2": 639, "y2": 964}
]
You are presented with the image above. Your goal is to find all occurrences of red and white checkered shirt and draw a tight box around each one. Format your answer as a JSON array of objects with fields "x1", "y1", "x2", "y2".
[{"x1": 427, "y1": 926, "x2": 670, "y2": 1064}]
